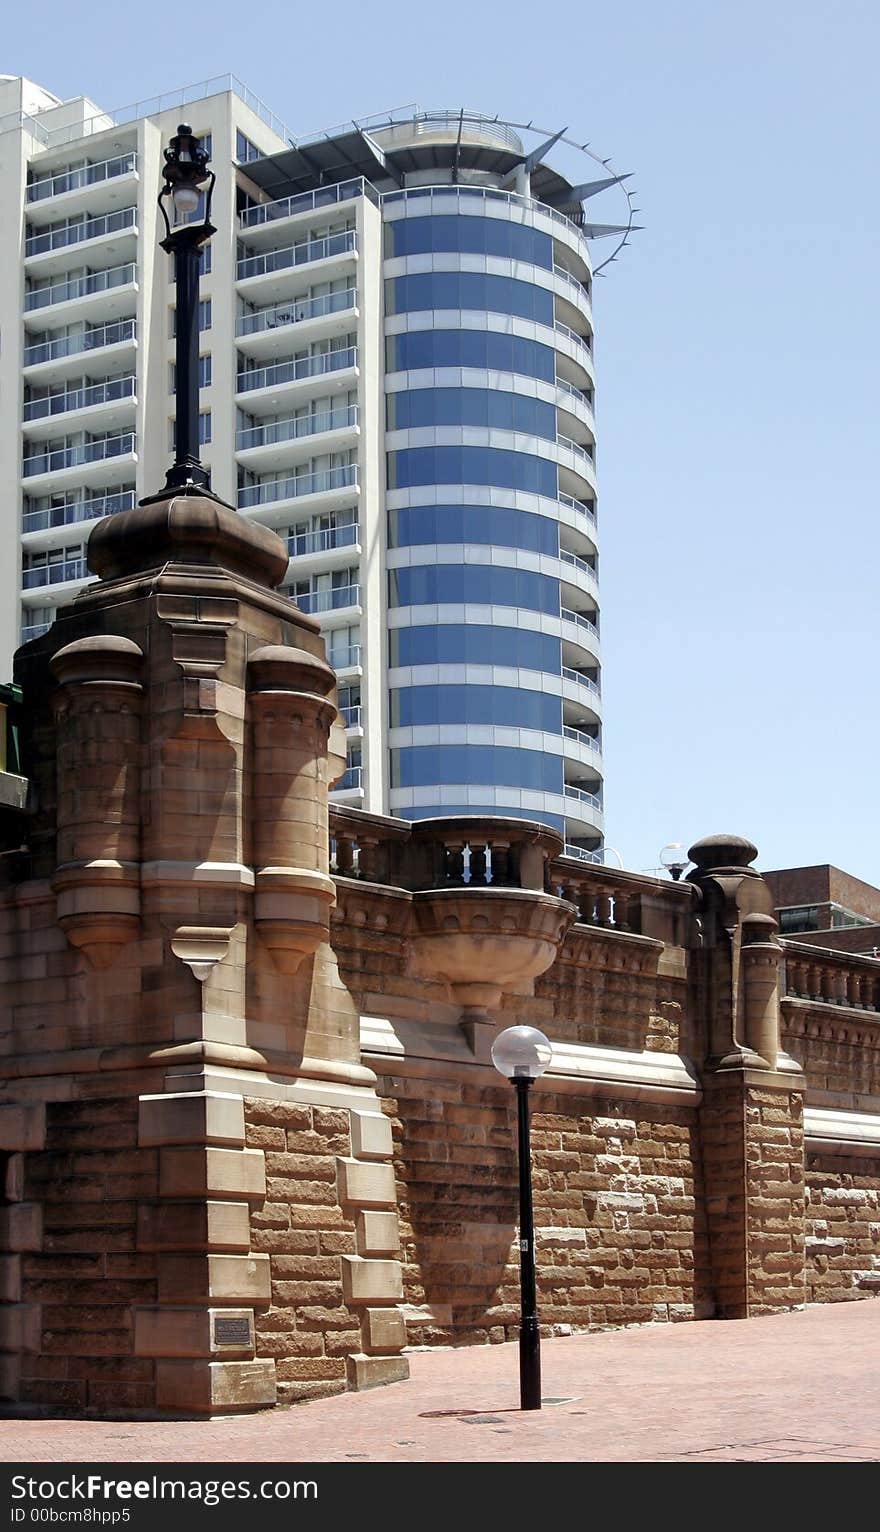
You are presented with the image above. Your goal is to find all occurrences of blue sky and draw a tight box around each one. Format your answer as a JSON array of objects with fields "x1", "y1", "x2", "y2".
[{"x1": 6, "y1": 0, "x2": 878, "y2": 881}]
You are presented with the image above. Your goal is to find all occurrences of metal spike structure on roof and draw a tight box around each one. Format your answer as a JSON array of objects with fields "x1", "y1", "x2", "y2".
[
  {"x1": 547, "y1": 172, "x2": 632, "y2": 205},
  {"x1": 518, "y1": 125, "x2": 568, "y2": 175},
  {"x1": 577, "y1": 221, "x2": 640, "y2": 239}
]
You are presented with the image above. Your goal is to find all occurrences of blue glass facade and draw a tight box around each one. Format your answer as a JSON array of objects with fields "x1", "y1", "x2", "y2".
[{"x1": 384, "y1": 204, "x2": 601, "y2": 844}]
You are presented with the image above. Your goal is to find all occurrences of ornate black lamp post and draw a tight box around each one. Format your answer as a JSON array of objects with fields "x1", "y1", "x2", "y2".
[
  {"x1": 155, "y1": 124, "x2": 216, "y2": 497},
  {"x1": 491, "y1": 1024, "x2": 553, "y2": 1411}
]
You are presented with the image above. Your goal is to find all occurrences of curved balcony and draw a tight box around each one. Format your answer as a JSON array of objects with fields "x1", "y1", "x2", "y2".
[
  {"x1": 24, "y1": 262, "x2": 137, "y2": 323},
  {"x1": 235, "y1": 289, "x2": 357, "y2": 358},
  {"x1": 555, "y1": 377, "x2": 594, "y2": 436},
  {"x1": 560, "y1": 548, "x2": 598, "y2": 592}
]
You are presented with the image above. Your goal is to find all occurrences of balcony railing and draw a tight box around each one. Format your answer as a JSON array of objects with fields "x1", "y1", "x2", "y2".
[
  {"x1": 564, "y1": 783, "x2": 602, "y2": 809},
  {"x1": 26, "y1": 153, "x2": 137, "y2": 203},
  {"x1": 553, "y1": 263, "x2": 592, "y2": 301},
  {"x1": 381, "y1": 183, "x2": 588, "y2": 241},
  {"x1": 561, "y1": 606, "x2": 598, "y2": 637},
  {"x1": 286, "y1": 523, "x2": 359, "y2": 558},
  {"x1": 25, "y1": 206, "x2": 137, "y2": 257},
  {"x1": 558, "y1": 491, "x2": 596, "y2": 525},
  {"x1": 22, "y1": 557, "x2": 89, "y2": 590},
  {"x1": 561, "y1": 666, "x2": 600, "y2": 697},
  {"x1": 556, "y1": 376, "x2": 593, "y2": 410},
  {"x1": 24, "y1": 375, "x2": 136, "y2": 421},
  {"x1": 20, "y1": 621, "x2": 52, "y2": 644},
  {"x1": 294, "y1": 583, "x2": 361, "y2": 615},
  {"x1": 555, "y1": 319, "x2": 593, "y2": 355},
  {"x1": 563, "y1": 843, "x2": 603, "y2": 864},
  {"x1": 237, "y1": 404, "x2": 358, "y2": 451},
  {"x1": 340, "y1": 703, "x2": 362, "y2": 728},
  {"x1": 238, "y1": 462, "x2": 358, "y2": 508},
  {"x1": 327, "y1": 643, "x2": 361, "y2": 670},
  {"x1": 236, "y1": 345, "x2": 357, "y2": 395},
  {"x1": 236, "y1": 288, "x2": 356, "y2": 338},
  {"x1": 560, "y1": 549, "x2": 597, "y2": 579},
  {"x1": 24, "y1": 319, "x2": 136, "y2": 368},
  {"x1": 240, "y1": 177, "x2": 378, "y2": 228},
  {"x1": 23, "y1": 432, "x2": 136, "y2": 478},
  {"x1": 558, "y1": 432, "x2": 595, "y2": 467},
  {"x1": 332, "y1": 765, "x2": 363, "y2": 791},
  {"x1": 22, "y1": 488, "x2": 136, "y2": 533},
  {"x1": 25, "y1": 262, "x2": 136, "y2": 313},
  {"x1": 563, "y1": 726, "x2": 601, "y2": 752},
  {"x1": 236, "y1": 229, "x2": 356, "y2": 281}
]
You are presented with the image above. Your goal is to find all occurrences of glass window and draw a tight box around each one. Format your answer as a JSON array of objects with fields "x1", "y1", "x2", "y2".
[
  {"x1": 387, "y1": 387, "x2": 555, "y2": 439},
  {"x1": 391, "y1": 744, "x2": 564, "y2": 794},
  {"x1": 389, "y1": 503, "x2": 557, "y2": 556},
  {"x1": 387, "y1": 446, "x2": 557, "y2": 498},
  {"x1": 199, "y1": 411, "x2": 211, "y2": 446},
  {"x1": 387, "y1": 215, "x2": 553, "y2": 269},
  {"x1": 389, "y1": 564, "x2": 558, "y2": 615},
  {"x1": 386, "y1": 273, "x2": 554, "y2": 326},
  {"x1": 404, "y1": 802, "x2": 565, "y2": 832},
  {"x1": 391, "y1": 685, "x2": 560, "y2": 732},
  {"x1": 389, "y1": 624, "x2": 560, "y2": 672},
  {"x1": 170, "y1": 355, "x2": 212, "y2": 391},
  {"x1": 236, "y1": 130, "x2": 262, "y2": 164},
  {"x1": 386, "y1": 329, "x2": 555, "y2": 382}
]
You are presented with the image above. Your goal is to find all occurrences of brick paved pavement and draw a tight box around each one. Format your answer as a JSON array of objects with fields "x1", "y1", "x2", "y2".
[{"x1": 1, "y1": 1301, "x2": 878, "y2": 1463}]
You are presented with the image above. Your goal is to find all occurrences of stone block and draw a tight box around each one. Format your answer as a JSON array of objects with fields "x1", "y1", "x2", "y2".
[
  {"x1": 0, "y1": 1103, "x2": 45, "y2": 1152},
  {"x1": 362, "y1": 1307, "x2": 407, "y2": 1354},
  {"x1": 0, "y1": 1203, "x2": 43, "y2": 1252},
  {"x1": 337, "y1": 1158, "x2": 397, "y2": 1208},
  {"x1": 349, "y1": 1110, "x2": 393, "y2": 1161},
  {"x1": 139, "y1": 1092, "x2": 246, "y2": 1149},
  {"x1": 138, "y1": 1200, "x2": 252, "y2": 1252},
  {"x1": 356, "y1": 1210, "x2": 400, "y2": 1255},
  {"x1": 345, "y1": 1353, "x2": 410, "y2": 1391},
  {"x1": 155, "y1": 1358, "x2": 276, "y2": 1413},
  {"x1": 134, "y1": 1305, "x2": 255, "y2": 1358},
  {"x1": 0, "y1": 1354, "x2": 21, "y2": 1402},
  {"x1": 0, "y1": 1305, "x2": 41, "y2": 1355},
  {"x1": 0, "y1": 1256, "x2": 21, "y2": 1303},
  {"x1": 159, "y1": 1147, "x2": 266, "y2": 1200},
  {"x1": 341, "y1": 1256, "x2": 404, "y2": 1305},
  {"x1": 158, "y1": 1254, "x2": 271, "y2": 1304}
]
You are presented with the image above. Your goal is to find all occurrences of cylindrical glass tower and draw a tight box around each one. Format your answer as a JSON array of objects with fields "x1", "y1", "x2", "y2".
[{"x1": 382, "y1": 141, "x2": 603, "y2": 859}]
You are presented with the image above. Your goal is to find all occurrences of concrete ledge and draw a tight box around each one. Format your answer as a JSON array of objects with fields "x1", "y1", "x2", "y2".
[
  {"x1": 155, "y1": 1358, "x2": 276, "y2": 1413},
  {"x1": 345, "y1": 1353, "x2": 409, "y2": 1391},
  {"x1": 342, "y1": 1256, "x2": 404, "y2": 1305},
  {"x1": 362, "y1": 1307, "x2": 407, "y2": 1354},
  {"x1": 350, "y1": 1109, "x2": 393, "y2": 1161},
  {"x1": 134, "y1": 1306, "x2": 255, "y2": 1358},
  {"x1": 337, "y1": 1159, "x2": 397, "y2": 1208},
  {"x1": 139, "y1": 1092, "x2": 246, "y2": 1148},
  {"x1": 159, "y1": 1147, "x2": 266, "y2": 1200},
  {"x1": 805, "y1": 1106, "x2": 880, "y2": 1157},
  {"x1": 0, "y1": 1102, "x2": 45, "y2": 1152},
  {"x1": 157, "y1": 1254, "x2": 271, "y2": 1304},
  {"x1": 356, "y1": 1210, "x2": 400, "y2": 1255}
]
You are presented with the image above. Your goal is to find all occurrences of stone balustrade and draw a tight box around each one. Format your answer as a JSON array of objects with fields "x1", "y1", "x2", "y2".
[{"x1": 783, "y1": 941, "x2": 880, "y2": 1013}]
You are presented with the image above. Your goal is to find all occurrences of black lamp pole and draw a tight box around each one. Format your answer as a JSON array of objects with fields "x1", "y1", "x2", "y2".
[
  {"x1": 155, "y1": 124, "x2": 216, "y2": 497},
  {"x1": 515, "y1": 1074, "x2": 541, "y2": 1411}
]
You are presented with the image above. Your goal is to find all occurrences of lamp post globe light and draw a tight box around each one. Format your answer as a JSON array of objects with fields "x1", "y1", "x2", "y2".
[
  {"x1": 152, "y1": 124, "x2": 217, "y2": 500},
  {"x1": 660, "y1": 842, "x2": 690, "y2": 881},
  {"x1": 491, "y1": 1024, "x2": 553, "y2": 1412}
]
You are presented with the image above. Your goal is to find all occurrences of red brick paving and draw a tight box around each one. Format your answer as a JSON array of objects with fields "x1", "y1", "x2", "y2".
[{"x1": 2, "y1": 1301, "x2": 878, "y2": 1463}]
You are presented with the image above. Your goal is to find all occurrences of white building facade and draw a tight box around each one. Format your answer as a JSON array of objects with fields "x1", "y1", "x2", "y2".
[{"x1": 1, "y1": 76, "x2": 634, "y2": 859}]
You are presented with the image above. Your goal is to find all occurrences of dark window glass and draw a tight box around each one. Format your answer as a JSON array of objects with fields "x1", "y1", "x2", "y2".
[
  {"x1": 387, "y1": 273, "x2": 554, "y2": 326},
  {"x1": 389, "y1": 565, "x2": 558, "y2": 615},
  {"x1": 389, "y1": 503, "x2": 557, "y2": 556},
  {"x1": 404, "y1": 802, "x2": 565, "y2": 833},
  {"x1": 387, "y1": 215, "x2": 553, "y2": 269},
  {"x1": 389, "y1": 624, "x2": 560, "y2": 672},
  {"x1": 387, "y1": 387, "x2": 555, "y2": 439},
  {"x1": 391, "y1": 744, "x2": 564, "y2": 793},
  {"x1": 390, "y1": 684, "x2": 560, "y2": 732},
  {"x1": 386, "y1": 329, "x2": 555, "y2": 382},
  {"x1": 387, "y1": 446, "x2": 557, "y2": 498}
]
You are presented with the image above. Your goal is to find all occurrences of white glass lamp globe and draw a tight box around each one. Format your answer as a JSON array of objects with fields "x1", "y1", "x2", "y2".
[
  {"x1": 171, "y1": 183, "x2": 201, "y2": 216},
  {"x1": 491, "y1": 1025, "x2": 552, "y2": 1081}
]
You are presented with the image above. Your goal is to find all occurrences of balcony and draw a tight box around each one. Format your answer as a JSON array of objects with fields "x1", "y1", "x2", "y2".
[
  {"x1": 21, "y1": 432, "x2": 137, "y2": 493},
  {"x1": 558, "y1": 491, "x2": 596, "y2": 527},
  {"x1": 26, "y1": 152, "x2": 138, "y2": 206},
  {"x1": 560, "y1": 548, "x2": 597, "y2": 583},
  {"x1": 294, "y1": 583, "x2": 361, "y2": 616},
  {"x1": 238, "y1": 463, "x2": 359, "y2": 515},
  {"x1": 236, "y1": 228, "x2": 357, "y2": 283},
  {"x1": 553, "y1": 262, "x2": 592, "y2": 305},
  {"x1": 236, "y1": 405, "x2": 359, "y2": 473},
  {"x1": 327, "y1": 643, "x2": 362, "y2": 673},
  {"x1": 22, "y1": 556, "x2": 89, "y2": 591},
  {"x1": 340, "y1": 704, "x2": 362, "y2": 729},
  {"x1": 562, "y1": 666, "x2": 601, "y2": 699},
  {"x1": 24, "y1": 208, "x2": 137, "y2": 272},
  {"x1": 331, "y1": 765, "x2": 363, "y2": 793},
  {"x1": 560, "y1": 608, "x2": 599, "y2": 652},
  {"x1": 23, "y1": 374, "x2": 136, "y2": 426},
  {"x1": 22, "y1": 488, "x2": 136, "y2": 537},
  {"x1": 23, "y1": 319, "x2": 137, "y2": 378},
  {"x1": 20, "y1": 621, "x2": 52, "y2": 644},
  {"x1": 24, "y1": 262, "x2": 137, "y2": 320},
  {"x1": 235, "y1": 345, "x2": 357, "y2": 406},
  {"x1": 235, "y1": 290, "x2": 357, "y2": 357},
  {"x1": 563, "y1": 725, "x2": 602, "y2": 755},
  {"x1": 563, "y1": 843, "x2": 603, "y2": 864},
  {"x1": 287, "y1": 522, "x2": 359, "y2": 560},
  {"x1": 239, "y1": 177, "x2": 376, "y2": 237},
  {"x1": 554, "y1": 319, "x2": 594, "y2": 376}
]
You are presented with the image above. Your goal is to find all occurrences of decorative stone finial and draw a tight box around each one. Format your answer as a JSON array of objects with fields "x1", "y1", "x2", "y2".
[{"x1": 687, "y1": 834, "x2": 759, "y2": 873}]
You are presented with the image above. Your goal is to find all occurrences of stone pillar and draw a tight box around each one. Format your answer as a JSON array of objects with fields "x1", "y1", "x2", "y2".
[{"x1": 689, "y1": 835, "x2": 806, "y2": 1318}]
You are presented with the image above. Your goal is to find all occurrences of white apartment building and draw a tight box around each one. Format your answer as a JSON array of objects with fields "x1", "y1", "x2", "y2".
[{"x1": 0, "y1": 74, "x2": 636, "y2": 856}]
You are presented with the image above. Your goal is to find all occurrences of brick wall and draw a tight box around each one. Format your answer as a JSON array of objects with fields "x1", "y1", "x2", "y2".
[
  {"x1": 805, "y1": 1157, "x2": 880, "y2": 1302},
  {"x1": 376, "y1": 1073, "x2": 713, "y2": 1343}
]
